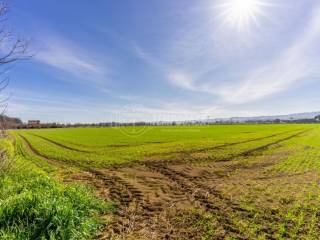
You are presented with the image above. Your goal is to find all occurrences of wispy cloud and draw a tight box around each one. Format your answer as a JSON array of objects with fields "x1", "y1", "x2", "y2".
[
  {"x1": 166, "y1": 70, "x2": 196, "y2": 91},
  {"x1": 133, "y1": 42, "x2": 203, "y2": 92},
  {"x1": 132, "y1": 42, "x2": 164, "y2": 69},
  {"x1": 214, "y1": 6, "x2": 320, "y2": 103},
  {"x1": 133, "y1": 42, "x2": 198, "y2": 92},
  {"x1": 34, "y1": 34, "x2": 109, "y2": 85},
  {"x1": 134, "y1": 3, "x2": 320, "y2": 106}
]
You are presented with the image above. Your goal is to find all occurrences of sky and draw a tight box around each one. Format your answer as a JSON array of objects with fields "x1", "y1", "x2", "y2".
[{"x1": 3, "y1": 0, "x2": 320, "y2": 123}]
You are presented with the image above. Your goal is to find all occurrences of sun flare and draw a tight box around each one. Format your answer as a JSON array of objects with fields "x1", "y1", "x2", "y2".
[{"x1": 216, "y1": 0, "x2": 270, "y2": 32}]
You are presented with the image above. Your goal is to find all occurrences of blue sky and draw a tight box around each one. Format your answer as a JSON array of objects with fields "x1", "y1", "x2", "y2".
[{"x1": 4, "y1": 0, "x2": 320, "y2": 123}]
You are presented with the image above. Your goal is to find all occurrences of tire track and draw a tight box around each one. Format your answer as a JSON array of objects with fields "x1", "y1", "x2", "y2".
[
  {"x1": 174, "y1": 129, "x2": 310, "y2": 165},
  {"x1": 140, "y1": 130, "x2": 309, "y2": 238},
  {"x1": 19, "y1": 134, "x2": 69, "y2": 168},
  {"x1": 216, "y1": 129, "x2": 310, "y2": 163},
  {"x1": 162, "y1": 129, "x2": 298, "y2": 156},
  {"x1": 143, "y1": 161, "x2": 246, "y2": 238},
  {"x1": 27, "y1": 133, "x2": 94, "y2": 153},
  {"x1": 16, "y1": 129, "x2": 311, "y2": 239},
  {"x1": 18, "y1": 134, "x2": 165, "y2": 239}
]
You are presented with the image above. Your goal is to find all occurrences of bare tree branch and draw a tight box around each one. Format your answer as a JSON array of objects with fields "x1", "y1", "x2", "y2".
[{"x1": 0, "y1": 1, "x2": 29, "y2": 131}]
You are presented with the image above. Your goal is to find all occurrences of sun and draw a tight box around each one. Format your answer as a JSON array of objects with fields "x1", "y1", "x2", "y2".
[{"x1": 215, "y1": 0, "x2": 270, "y2": 32}]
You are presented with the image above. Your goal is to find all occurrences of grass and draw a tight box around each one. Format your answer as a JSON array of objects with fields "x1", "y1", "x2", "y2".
[
  {"x1": 0, "y1": 136, "x2": 115, "y2": 240},
  {"x1": 3, "y1": 124, "x2": 320, "y2": 239},
  {"x1": 14, "y1": 124, "x2": 307, "y2": 167},
  {"x1": 271, "y1": 126, "x2": 320, "y2": 173}
]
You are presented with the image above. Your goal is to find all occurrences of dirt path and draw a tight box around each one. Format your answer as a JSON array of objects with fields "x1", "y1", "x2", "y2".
[{"x1": 18, "y1": 130, "x2": 310, "y2": 239}]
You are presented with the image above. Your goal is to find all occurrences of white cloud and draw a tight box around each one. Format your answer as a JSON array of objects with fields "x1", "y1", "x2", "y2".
[
  {"x1": 133, "y1": 43, "x2": 200, "y2": 92},
  {"x1": 35, "y1": 34, "x2": 109, "y2": 85},
  {"x1": 137, "y1": 4, "x2": 320, "y2": 106},
  {"x1": 213, "y1": 7, "x2": 320, "y2": 103},
  {"x1": 167, "y1": 71, "x2": 195, "y2": 90}
]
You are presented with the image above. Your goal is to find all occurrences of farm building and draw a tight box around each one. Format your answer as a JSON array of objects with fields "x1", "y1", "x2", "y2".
[{"x1": 28, "y1": 120, "x2": 41, "y2": 128}]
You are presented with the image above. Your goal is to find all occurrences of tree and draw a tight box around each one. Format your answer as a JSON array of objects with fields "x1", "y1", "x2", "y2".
[
  {"x1": 0, "y1": 1, "x2": 28, "y2": 132},
  {"x1": 315, "y1": 115, "x2": 320, "y2": 121},
  {"x1": 0, "y1": 1, "x2": 28, "y2": 174}
]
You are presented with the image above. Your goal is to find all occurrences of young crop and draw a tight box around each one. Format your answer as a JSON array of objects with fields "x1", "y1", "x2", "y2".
[
  {"x1": 6, "y1": 124, "x2": 320, "y2": 239},
  {"x1": 0, "y1": 135, "x2": 115, "y2": 239}
]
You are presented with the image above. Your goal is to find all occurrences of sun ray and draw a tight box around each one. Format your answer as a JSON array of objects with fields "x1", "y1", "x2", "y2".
[{"x1": 214, "y1": 0, "x2": 273, "y2": 33}]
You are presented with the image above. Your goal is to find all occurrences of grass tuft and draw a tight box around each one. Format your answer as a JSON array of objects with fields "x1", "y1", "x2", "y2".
[{"x1": 0, "y1": 140, "x2": 115, "y2": 240}]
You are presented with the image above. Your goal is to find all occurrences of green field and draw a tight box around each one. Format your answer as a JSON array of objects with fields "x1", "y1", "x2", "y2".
[
  {"x1": 14, "y1": 124, "x2": 307, "y2": 167},
  {"x1": 2, "y1": 124, "x2": 320, "y2": 239}
]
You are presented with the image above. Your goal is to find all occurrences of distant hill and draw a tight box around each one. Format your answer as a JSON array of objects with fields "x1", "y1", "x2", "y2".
[
  {"x1": 208, "y1": 111, "x2": 320, "y2": 123},
  {"x1": 0, "y1": 115, "x2": 23, "y2": 129}
]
